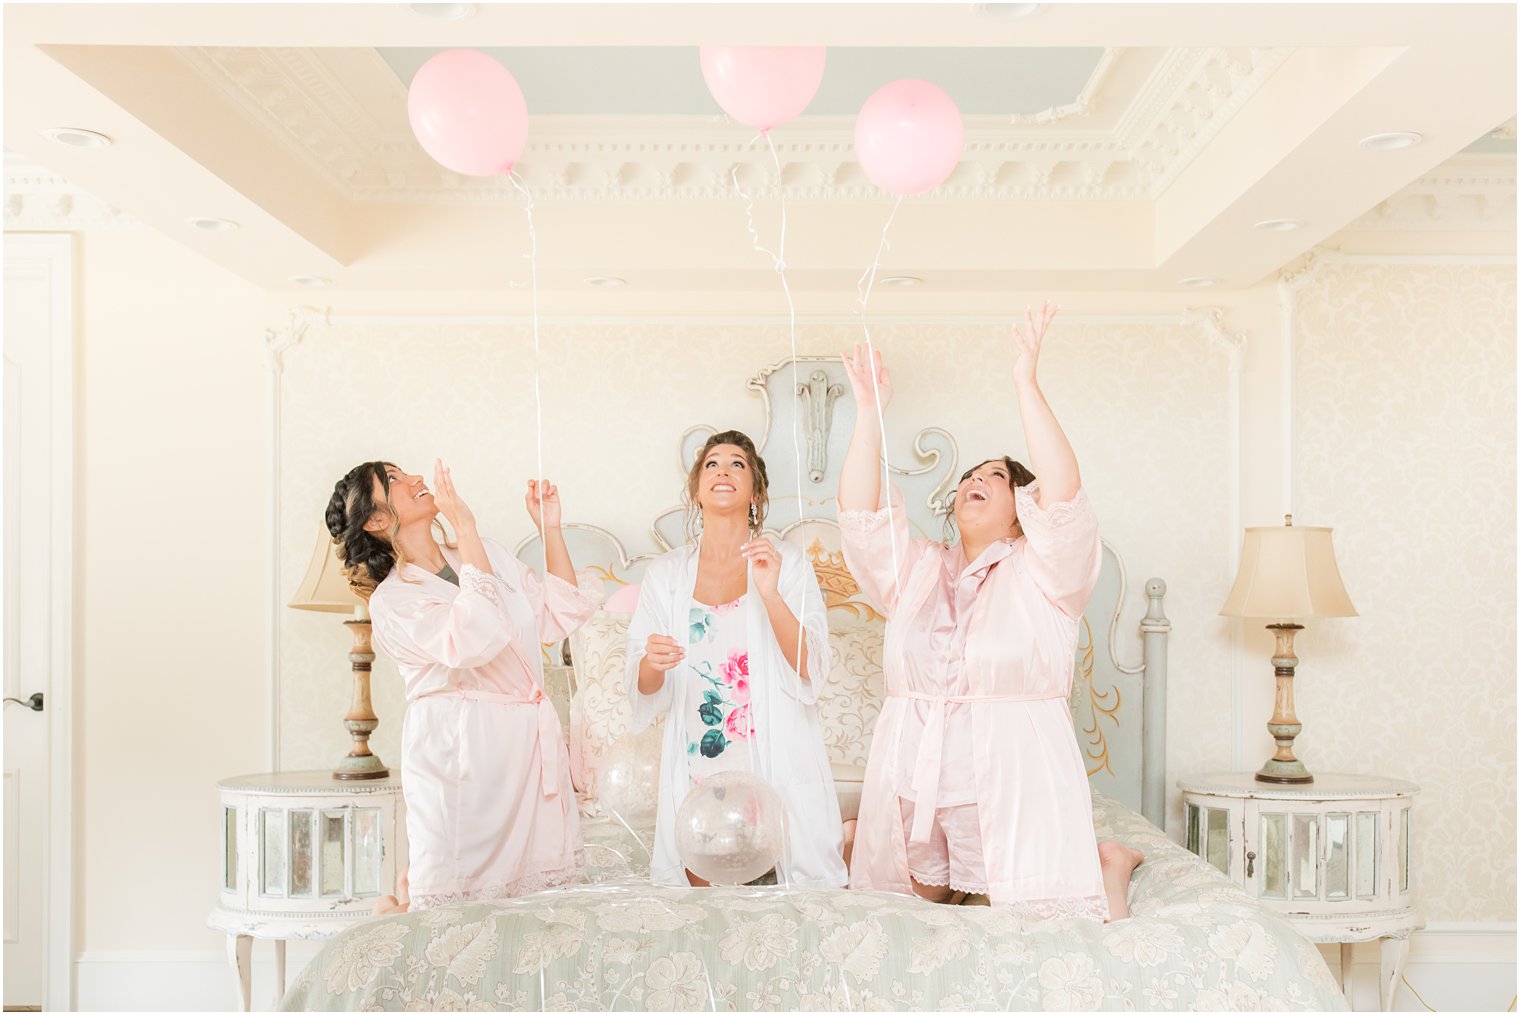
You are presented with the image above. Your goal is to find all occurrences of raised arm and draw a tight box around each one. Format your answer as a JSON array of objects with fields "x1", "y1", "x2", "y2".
[
  {"x1": 525, "y1": 479, "x2": 575, "y2": 586},
  {"x1": 433, "y1": 460, "x2": 494, "y2": 575},
  {"x1": 839, "y1": 343, "x2": 893, "y2": 513},
  {"x1": 1013, "y1": 302, "x2": 1080, "y2": 505}
]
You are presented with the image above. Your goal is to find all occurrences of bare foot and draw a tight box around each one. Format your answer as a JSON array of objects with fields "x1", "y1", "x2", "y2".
[
  {"x1": 374, "y1": 867, "x2": 411, "y2": 915},
  {"x1": 1098, "y1": 841, "x2": 1145, "y2": 921},
  {"x1": 373, "y1": 895, "x2": 409, "y2": 915}
]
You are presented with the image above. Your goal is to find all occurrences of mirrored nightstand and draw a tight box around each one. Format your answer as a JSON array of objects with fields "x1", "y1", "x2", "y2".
[
  {"x1": 1178, "y1": 773, "x2": 1420, "y2": 1011},
  {"x1": 208, "y1": 771, "x2": 407, "y2": 1011}
]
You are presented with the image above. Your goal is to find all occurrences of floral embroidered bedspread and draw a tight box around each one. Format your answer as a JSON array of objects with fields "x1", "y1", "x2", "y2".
[{"x1": 280, "y1": 794, "x2": 1347, "y2": 1012}]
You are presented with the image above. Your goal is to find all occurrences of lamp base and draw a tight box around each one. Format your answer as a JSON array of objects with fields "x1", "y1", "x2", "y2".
[
  {"x1": 1255, "y1": 758, "x2": 1314, "y2": 785},
  {"x1": 334, "y1": 753, "x2": 389, "y2": 781},
  {"x1": 1255, "y1": 622, "x2": 1314, "y2": 785},
  {"x1": 333, "y1": 616, "x2": 387, "y2": 781}
]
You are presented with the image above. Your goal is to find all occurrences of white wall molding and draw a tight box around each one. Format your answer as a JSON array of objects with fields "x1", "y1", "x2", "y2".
[
  {"x1": 289, "y1": 310, "x2": 1208, "y2": 328},
  {"x1": 3, "y1": 155, "x2": 139, "y2": 232},
  {"x1": 264, "y1": 308, "x2": 323, "y2": 771},
  {"x1": 1182, "y1": 305, "x2": 1249, "y2": 772},
  {"x1": 1343, "y1": 154, "x2": 1518, "y2": 233}
]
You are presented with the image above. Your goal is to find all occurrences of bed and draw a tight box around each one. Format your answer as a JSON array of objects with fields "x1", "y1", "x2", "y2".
[{"x1": 280, "y1": 357, "x2": 1346, "y2": 1012}]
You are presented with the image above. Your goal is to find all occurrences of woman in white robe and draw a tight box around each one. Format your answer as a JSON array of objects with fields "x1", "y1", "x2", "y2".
[{"x1": 624, "y1": 430, "x2": 847, "y2": 888}]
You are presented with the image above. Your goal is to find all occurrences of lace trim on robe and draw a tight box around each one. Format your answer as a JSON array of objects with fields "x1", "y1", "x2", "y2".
[
  {"x1": 409, "y1": 849, "x2": 586, "y2": 911},
  {"x1": 457, "y1": 563, "x2": 508, "y2": 610}
]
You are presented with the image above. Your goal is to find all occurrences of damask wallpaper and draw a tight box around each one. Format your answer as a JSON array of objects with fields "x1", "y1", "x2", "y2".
[{"x1": 1292, "y1": 260, "x2": 1517, "y2": 922}]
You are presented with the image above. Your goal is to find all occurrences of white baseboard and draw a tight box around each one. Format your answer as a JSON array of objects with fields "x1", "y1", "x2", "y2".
[
  {"x1": 75, "y1": 926, "x2": 1516, "y2": 1013},
  {"x1": 1319, "y1": 924, "x2": 1517, "y2": 1013},
  {"x1": 75, "y1": 943, "x2": 326, "y2": 1012}
]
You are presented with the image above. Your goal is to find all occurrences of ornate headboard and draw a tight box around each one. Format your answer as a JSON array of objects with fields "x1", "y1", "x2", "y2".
[{"x1": 518, "y1": 356, "x2": 1171, "y2": 825}]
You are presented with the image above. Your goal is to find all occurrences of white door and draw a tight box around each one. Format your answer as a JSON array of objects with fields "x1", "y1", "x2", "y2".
[{"x1": 3, "y1": 233, "x2": 73, "y2": 1010}]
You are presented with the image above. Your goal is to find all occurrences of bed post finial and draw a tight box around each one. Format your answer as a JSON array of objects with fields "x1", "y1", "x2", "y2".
[{"x1": 1140, "y1": 578, "x2": 1171, "y2": 828}]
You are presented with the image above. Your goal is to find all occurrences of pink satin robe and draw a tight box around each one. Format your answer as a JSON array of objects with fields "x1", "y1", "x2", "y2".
[
  {"x1": 839, "y1": 483, "x2": 1109, "y2": 917},
  {"x1": 369, "y1": 538, "x2": 597, "y2": 909}
]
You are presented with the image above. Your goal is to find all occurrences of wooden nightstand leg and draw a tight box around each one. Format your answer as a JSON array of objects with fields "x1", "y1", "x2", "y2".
[
  {"x1": 1379, "y1": 936, "x2": 1410, "y2": 1012},
  {"x1": 226, "y1": 933, "x2": 253, "y2": 1012},
  {"x1": 274, "y1": 939, "x2": 287, "y2": 1004},
  {"x1": 1336, "y1": 942, "x2": 1352, "y2": 993}
]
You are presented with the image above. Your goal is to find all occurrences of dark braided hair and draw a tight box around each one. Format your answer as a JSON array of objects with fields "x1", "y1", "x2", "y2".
[{"x1": 325, "y1": 461, "x2": 397, "y2": 600}]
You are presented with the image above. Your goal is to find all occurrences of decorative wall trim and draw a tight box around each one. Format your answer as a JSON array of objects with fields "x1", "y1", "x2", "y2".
[
  {"x1": 1342, "y1": 154, "x2": 1518, "y2": 233},
  {"x1": 264, "y1": 308, "x2": 322, "y2": 771},
  {"x1": 2, "y1": 156, "x2": 140, "y2": 232},
  {"x1": 1005, "y1": 47, "x2": 1123, "y2": 127},
  {"x1": 1183, "y1": 305, "x2": 1249, "y2": 771}
]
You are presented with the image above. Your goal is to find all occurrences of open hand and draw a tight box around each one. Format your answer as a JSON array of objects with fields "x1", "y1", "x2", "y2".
[
  {"x1": 842, "y1": 342, "x2": 893, "y2": 412},
  {"x1": 432, "y1": 460, "x2": 477, "y2": 533},
  {"x1": 1012, "y1": 301, "x2": 1058, "y2": 386}
]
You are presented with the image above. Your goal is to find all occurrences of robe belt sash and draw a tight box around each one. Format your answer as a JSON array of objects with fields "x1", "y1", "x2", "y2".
[
  {"x1": 888, "y1": 688, "x2": 1062, "y2": 844},
  {"x1": 413, "y1": 686, "x2": 564, "y2": 799}
]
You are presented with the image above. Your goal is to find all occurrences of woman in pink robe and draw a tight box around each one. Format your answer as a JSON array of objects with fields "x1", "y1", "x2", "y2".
[
  {"x1": 838, "y1": 303, "x2": 1143, "y2": 919},
  {"x1": 326, "y1": 459, "x2": 597, "y2": 910}
]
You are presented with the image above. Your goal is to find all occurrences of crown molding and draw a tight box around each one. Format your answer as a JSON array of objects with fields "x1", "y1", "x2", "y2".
[
  {"x1": 3, "y1": 155, "x2": 140, "y2": 231},
  {"x1": 177, "y1": 44, "x2": 1288, "y2": 203}
]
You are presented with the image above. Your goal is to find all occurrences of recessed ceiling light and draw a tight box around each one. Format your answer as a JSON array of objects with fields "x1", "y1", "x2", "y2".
[
  {"x1": 406, "y1": 2, "x2": 475, "y2": 19},
  {"x1": 582, "y1": 276, "x2": 626, "y2": 288},
  {"x1": 1253, "y1": 218, "x2": 1304, "y2": 232},
  {"x1": 879, "y1": 275, "x2": 924, "y2": 287},
  {"x1": 1179, "y1": 276, "x2": 1218, "y2": 288},
  {"x1": 971, "y1": 2, "x2": 1046, "y2": 18},
  {"x1": 290, "y1": 276, "x2": 330, "y2": 289},
  {"x1": 1359, "y1": 131, "x2": 1423, "y2": 152},
  {"x1": 41, "y1": 127, "x2": 112, "y2": 150},
  {"x1": 187, "y1": 217, "x2": 239, "y2": 232}
]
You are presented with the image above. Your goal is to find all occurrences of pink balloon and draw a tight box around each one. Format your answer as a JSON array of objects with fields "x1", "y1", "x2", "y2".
[
  {"x1": 700, "y1": 46, "x2": 826, "y2": 132},
  {"x1": 604, "y1": 582, "x2": 642, "y2": 614},
  {"x1": 407, "y1": 49, "x2": 528, "y2": 176},
  {"x1": 854, "y1": 79, "x2": 965, "y2": 196}
]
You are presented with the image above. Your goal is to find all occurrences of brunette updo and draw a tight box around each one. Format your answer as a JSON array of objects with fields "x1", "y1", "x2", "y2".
[{"x1": 325, "y1": 461, "x2": 396, "y2": 599}]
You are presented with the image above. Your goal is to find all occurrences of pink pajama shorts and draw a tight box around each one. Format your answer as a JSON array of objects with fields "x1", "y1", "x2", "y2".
[{"x1": 899, "y1": 796, "x2": 988, "y2": 895}]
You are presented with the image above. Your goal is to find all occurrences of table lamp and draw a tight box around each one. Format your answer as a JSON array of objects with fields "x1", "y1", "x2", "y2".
[
  {"x1": 288, "y1": 530, "x2": 388, "y2": 780},
  {"x1": 1220, "y1": 515, "x2": 1357, "y2": 784}
]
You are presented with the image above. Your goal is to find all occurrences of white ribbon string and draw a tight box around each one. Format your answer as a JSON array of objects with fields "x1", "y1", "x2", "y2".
[
  {"x1": 731, "y1": 129, "x2": 804, "y2": 892},
  {"x1": 506, "y1": 170, "x2": 546, "y2": 535},
  {"x1": 856, "y1": 195, "x2": 905, "y2": 605}
]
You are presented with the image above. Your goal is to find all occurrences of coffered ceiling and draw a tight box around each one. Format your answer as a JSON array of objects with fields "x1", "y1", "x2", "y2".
[{"x1": 4, "y1": 4, "x2": 1514, "y2": 296}]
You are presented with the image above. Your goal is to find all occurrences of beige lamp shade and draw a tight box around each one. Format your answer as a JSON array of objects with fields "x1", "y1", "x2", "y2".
[
  {"x1": 289, "y1": 530, "x2": 361, "y2": 614},
  {"x1": 1219, "y1": 517, "x2": 1358, "y2": 620}
]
